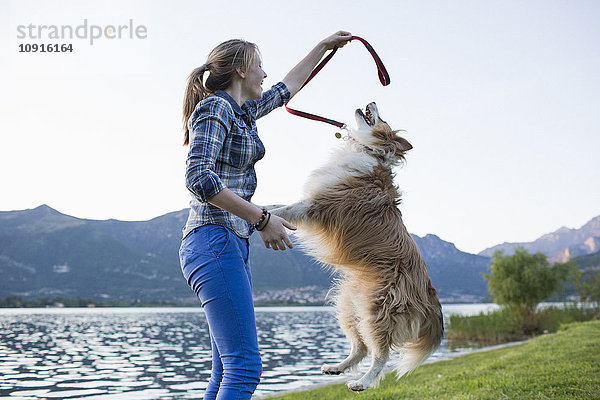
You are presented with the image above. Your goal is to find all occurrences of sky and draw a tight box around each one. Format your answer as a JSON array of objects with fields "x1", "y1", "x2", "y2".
[{"x1": 0, "y1": 0, "x2": 599, "y2": 254}]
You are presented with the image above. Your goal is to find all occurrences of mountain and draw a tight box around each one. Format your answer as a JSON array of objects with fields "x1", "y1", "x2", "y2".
[
  {"x1": 92, "y1": 209, "x2": 335, "y2": 295},
  {"x1": 0, "y1": 205, "x2": 490, "y2": 302},
  {"x1": 573, "y1": 249, "x2": 600, "y2": 270},
  {"x1": 411, "y1": 234, "x2": 490, "y2": 302},
  {"x1": 479, "y1": 216, "x2": 600, "y2": 262},
  {"x1": 0, "y1": 205, "x2": 188, "y2": 301}
]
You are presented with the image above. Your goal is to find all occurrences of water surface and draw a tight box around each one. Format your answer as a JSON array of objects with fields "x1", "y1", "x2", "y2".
[{"x1": 0, "y1": 304, "x2": 498, "y2": 399}]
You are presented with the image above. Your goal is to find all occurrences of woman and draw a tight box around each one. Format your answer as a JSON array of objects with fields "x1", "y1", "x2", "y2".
[{"x1": 179, "y1": 31, "x2": 352, "y2": 399}]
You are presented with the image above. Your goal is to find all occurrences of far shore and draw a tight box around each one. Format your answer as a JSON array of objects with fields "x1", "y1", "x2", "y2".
[{"x1": 0, "y1": 295, "x2": 494, "y2": 309}]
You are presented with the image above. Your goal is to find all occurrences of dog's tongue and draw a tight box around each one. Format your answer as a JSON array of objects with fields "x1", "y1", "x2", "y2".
[{"x1": 365, "y1": 107, "x2": 374, "y2": 125}]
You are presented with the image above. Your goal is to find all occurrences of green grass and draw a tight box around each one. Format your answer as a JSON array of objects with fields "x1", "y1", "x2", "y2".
[{"x1": 266, "y1": 320, "x2": 600, "y2": 399}]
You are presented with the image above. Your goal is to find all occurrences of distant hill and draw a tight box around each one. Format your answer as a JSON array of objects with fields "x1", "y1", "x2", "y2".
[
  {"x1": 573, "y1": 249, "x2": 600, "y2": 270},
  {"x1": 0, "y1": 205, "x2": 187, "y2": 301},
  {"x1": 479, "y1": 216, "x2": 600, "y2": 262},
  {"x1": 0, "y1": 205, "x2": 491, "y2": 302},
  {"x1": 411, "y1": 234, "x2": 490, "y2": 302}
]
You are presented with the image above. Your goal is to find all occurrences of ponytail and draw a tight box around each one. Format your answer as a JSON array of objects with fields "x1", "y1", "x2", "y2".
[
  {"x1": 182, "y1": 65, "x2": 210, "y2": 146},
  {"x1": 182, "y1": 39, "x2": 259, "y2": 146}
]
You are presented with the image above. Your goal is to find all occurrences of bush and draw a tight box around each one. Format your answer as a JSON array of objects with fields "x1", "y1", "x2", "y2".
[
  {"x1": 448, "y1": 308, "x2": 524, "y2": 344},
  {"x1": 484, "y1": 247, "x2": 562, "y2": 319},
  {"x1": 566, "y1": 261, "x2": 600, "y2": 311},
  {"x1": 448, "y1": 303, "x2": 597, "y2": 344}
]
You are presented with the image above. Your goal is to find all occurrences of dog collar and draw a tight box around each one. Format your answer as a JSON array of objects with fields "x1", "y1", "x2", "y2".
[{"x1": 347, "y1": 136, "x2": 385, "y2": 162}]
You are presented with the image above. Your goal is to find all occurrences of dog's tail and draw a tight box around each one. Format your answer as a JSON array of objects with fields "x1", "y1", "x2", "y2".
[{"x1": 395, "y1": 296, "x2": 444, "y2": 378}]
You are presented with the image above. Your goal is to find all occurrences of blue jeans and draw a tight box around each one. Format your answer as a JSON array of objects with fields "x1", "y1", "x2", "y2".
[{"x1": 179, "y1": 224, "x2": 261, "y2": 400}]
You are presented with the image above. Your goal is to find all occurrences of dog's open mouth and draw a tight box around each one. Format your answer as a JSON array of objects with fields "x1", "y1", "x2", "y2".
[{"x1": 357, "y1": 103, "x2": 376, "y2": 126}]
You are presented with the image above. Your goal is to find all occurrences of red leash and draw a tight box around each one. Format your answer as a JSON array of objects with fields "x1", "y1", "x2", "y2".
[{"x1": 285, "y1": 36, "x2": 390, "y2": 129}]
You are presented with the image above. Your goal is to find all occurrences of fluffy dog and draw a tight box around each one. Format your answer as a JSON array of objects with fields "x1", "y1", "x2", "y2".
[{"x1": 271, "y1": 102, "x2": 443, "y2": 391}]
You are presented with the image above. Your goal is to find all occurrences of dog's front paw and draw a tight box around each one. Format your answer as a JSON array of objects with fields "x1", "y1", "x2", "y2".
[
  {"x1": 347, "y1": 380, "x2": 366, "y2": 391},
  {"x1": 321, "y1": 364, "x2": 343, "y2": 375}
]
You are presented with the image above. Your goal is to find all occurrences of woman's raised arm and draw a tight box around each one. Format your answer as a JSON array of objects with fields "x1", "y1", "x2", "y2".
[{"x1": 282, "y1": 31, "x2": 352, "y2": 99}]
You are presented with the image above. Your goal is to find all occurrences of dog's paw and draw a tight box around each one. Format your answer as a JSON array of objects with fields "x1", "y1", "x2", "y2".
[
  {"x1": 321, "y1": 364, "x2": 343, "y2": 375},
  {"x1": 347, "y1": 380, "x2": 366, "y2": 391}
]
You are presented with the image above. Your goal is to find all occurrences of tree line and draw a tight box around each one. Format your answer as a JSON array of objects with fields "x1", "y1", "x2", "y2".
[{"x1": 0, "y1": 296, "x2": 194, "y2": 308}]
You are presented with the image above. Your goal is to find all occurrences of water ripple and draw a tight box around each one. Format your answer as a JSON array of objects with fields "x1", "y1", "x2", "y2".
[{"x1": 0, "y1": 305, "x2": 494, "y2": 398}]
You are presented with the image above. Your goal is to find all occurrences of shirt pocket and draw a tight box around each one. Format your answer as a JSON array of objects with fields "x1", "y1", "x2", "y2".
[{"x1": 224, "y1": 120, "x2": 254, "y2": 168}]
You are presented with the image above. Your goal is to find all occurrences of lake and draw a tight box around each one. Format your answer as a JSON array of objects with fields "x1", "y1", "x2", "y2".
[{"x1": 0, "y1": 304, "x2": 499, "y2": 399}]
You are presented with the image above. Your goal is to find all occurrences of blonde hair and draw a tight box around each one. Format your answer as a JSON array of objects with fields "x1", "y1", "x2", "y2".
[{"x1": 182, "y1": 39, "x2": 259, "y2": 145}]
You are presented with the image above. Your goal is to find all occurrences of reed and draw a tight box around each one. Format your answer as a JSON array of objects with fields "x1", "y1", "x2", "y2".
[{"x1": 448, "y1": 303, "x2": 597, "y2": 344}]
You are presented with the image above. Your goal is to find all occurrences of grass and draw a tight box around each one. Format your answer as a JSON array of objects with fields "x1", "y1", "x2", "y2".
[
  {"x1": 266, "y1": 320, "x2": 600, "y2": 399},
  {"x1": 448, "y1": 304, "x2": 598, "y2": 344}
]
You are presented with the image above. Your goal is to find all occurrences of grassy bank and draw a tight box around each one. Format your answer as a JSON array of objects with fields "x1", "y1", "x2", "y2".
[
  {"x1": 266, "y1": 320, "x2": 600, "y2": 399},
  {"x1": 448, "y1": 304, "x2": 598, "y2": 344}
]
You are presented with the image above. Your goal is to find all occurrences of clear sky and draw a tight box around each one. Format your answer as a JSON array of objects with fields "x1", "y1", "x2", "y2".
[{"x1": 1, "y1": 0, "x2": 599, "y2": 254}]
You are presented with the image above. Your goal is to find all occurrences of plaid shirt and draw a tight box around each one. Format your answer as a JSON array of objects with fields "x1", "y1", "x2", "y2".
[{"x1": 182, "y1": 81, "x2": 291, "y2": 239}]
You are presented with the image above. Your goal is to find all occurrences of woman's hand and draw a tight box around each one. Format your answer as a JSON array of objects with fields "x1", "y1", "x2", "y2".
[
  {"x1": 320, "y1": 31, "x2": 352, "y2": 51},
  {"x1": 205, "y1": 189, "x2": 295, "y2": 250},
  {"x1": 258, "y1": 215, "x2": 297, "y2": 250},
  {"x1": 283, "y1": 30, "x2": 353, "y2": 98}
]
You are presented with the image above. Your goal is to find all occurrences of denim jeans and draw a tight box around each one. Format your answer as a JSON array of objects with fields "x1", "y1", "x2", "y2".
[{"x1": 179, "y1": 224, "x2": 261, "y2": 400}]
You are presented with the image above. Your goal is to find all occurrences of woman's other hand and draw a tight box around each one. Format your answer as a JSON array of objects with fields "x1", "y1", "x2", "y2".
[
  {"x1": 258, "y1": 215, "x2": 296, "y2": 250},
  {"x1": 283, "y1": 30, "x2": 352, "y2": 99},
  {"x1": 320, "y1": 31, "x2": 352, "y2": 51}
]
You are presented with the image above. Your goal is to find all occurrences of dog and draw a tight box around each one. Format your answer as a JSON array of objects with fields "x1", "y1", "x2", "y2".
[{"x1": 270, "y1": 102, "x2": 443, "y2": 391}]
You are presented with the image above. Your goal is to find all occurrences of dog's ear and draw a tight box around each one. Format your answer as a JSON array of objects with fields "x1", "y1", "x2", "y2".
[{"x1": 393, "y1": 134, "x2": 413, "y2": 153}]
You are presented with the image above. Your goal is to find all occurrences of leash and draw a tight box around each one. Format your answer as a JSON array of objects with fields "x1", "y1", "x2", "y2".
[{"x1": 285, "y1": 36, "x2": 390, "y2": 135}]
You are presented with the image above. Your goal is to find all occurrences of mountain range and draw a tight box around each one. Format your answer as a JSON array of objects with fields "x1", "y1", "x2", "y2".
[
  {"x1": 0, "y1": 205, "x2": 598, "y2": 303},
  {"x1": 479, "y1": 216, "x2": 600, "y2": 263}
]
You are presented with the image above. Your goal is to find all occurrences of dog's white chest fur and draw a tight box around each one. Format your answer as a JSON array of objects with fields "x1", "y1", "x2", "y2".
[{"x1": 303, "y1": 145, "x2": 377, "y2": 197}]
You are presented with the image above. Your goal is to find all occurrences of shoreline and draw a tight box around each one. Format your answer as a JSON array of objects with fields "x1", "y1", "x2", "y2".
[
  {"x1": 0, "y1": 300, "x2": 497, "y2": 309},
  {"x1": 258, "y1": 321, "x2": 600, "y2": 400},
  {"x1": 259, "y1": 339, "x2": 530, "y2": 399}
]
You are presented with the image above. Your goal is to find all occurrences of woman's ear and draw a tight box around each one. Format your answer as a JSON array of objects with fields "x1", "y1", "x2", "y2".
[{"x1": 235, "y1": 67, "x2": 246, "y2": 79}]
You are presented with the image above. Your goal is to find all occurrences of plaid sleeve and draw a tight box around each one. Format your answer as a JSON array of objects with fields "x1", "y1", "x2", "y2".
[
  {"x1": 185, "y1": 97, "x2": 232, "y2": 203},
  {"x1": 247, "y1": 81, "x2": 291, "y2": 120}
]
